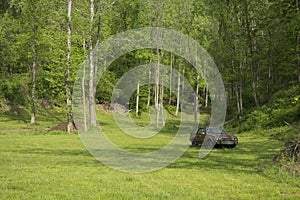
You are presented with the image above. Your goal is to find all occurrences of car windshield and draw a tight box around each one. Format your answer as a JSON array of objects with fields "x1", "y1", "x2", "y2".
[{"x1": 206, "y1": 127, "x2": 226, "y2": 134}]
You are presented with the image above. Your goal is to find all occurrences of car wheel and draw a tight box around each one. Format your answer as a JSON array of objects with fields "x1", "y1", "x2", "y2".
[
  {"x1": 192, "y1": 140, "x2": 198, "y2": 147},
  {"x1": 230, "y1": 144, "x2": 236, "y2": 148}
]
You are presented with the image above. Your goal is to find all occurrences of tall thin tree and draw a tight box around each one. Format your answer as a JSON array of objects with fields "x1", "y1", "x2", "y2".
[
  {"x1": 88, "y1": 0, "x2": 97, "y2": 127},
  {"x1": 296, "y1": 0, "x2": 300, "y2": 82},
  {"x1": 66, "y1": 0, "x2": 73, "y2": 133},
  {"x1": 31, "y1": 18, "x2": 38, "y2": 124}
]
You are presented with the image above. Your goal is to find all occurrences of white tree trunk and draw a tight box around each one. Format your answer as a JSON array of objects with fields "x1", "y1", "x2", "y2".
[
  {"x1": 31, "y1": 39, "x2": 37, "y2": 124},
  {"x1": 155, "y1": 63, "x2": 160, "y2": 128},
  {"x1": 66, "y1": 0, "x2": 73, "y2": 133},
  {"x1": 194, "y1": 74, "x2": 199, "y2": 127},
  {"x1": 155, "y1": 28, "x2": 161, "y2": 128},
  {"x1": 88, "y1": 0, "x2": 97, "y2": 127},
  {"x1": 169, "y1": 52, "x2": 173, "y2": 105},
  {"x1": 136, "y1": 66, "x2": 140, "y2": 116},
  {"x1": 160, "y1": 72, "x2": 165, "y2": 127},
  {"x1": 96, "y1": 0, "x2": 103, "y2": 45},
  {"x1": 182, "y1": 66, "x2": 185, "y2": 98},
  {"x1": 175, "y1": 70, "x2": 180, "y2": 116},
  {"x1": 235, "y1": 82, "x2": 241, "y2": 117},
  {"x1": 147, "y1": 63, "x2": 151, "y2": 107},
  {"x1": 147, "y1": 47, "x2": 153, "y2": 107},
  {"x1": 205, "y1": 87, "x2": 209, "y2": 108},
  {"x1": 94, "y1": 0, "x2": 103, "y2": 95},
  {"x1": 239, "y1": 55, "x2": 244, "y2": 115}
]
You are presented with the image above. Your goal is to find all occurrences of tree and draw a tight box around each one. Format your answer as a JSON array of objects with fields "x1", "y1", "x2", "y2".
[
  {"x1": 30, "y1": 19, "x2": 38, "y2": 124},
  {"x1": 88, "y1": 0, "x2": 97, "y2": 127},
  {"x1": 66, "y1": 0, "x2": 73, "y2": 133},
  {"x1": 296, "y1": 0, "x2": 300, "y2": 81}
]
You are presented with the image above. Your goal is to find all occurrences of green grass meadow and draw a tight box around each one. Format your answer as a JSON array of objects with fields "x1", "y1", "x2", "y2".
[{"x1": 0, "y1": 110, "x2": 299, "y2": 199}]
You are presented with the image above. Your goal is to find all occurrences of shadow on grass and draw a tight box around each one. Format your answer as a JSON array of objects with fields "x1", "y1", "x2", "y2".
[
  {"x1": 1, "y1": 129, "x2": 280, "y2": 174},
  {"x1": 167, "y1": 139, "x2": 278, "y2": 175},
  {"x1": 4, "y1": 147, "x2": 92, "y2": 157},
  {"x1": 0, "y1": 105, "x2": 64, "y2": 128},
  {"x1": 1, "y1": 107, "x2": 30, "y2": 123},
  {"x1": 2, "y1": 147, "x2": 101, "y2": 166}
]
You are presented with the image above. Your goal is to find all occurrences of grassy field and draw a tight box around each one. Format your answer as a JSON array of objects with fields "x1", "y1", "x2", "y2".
[{"x1": 0, "y1": 109, "x2": 299, "y2": 199}]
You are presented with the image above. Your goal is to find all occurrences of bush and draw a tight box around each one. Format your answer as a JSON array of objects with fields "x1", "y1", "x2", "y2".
[
  {"x1": 239, "y1": 85, "x2": 300, "y2": 131},
  {"x1": 0, "y1": 74, "x2": 29, "y2": 106}
]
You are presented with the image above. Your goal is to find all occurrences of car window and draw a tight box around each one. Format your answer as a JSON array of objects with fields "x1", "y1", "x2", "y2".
[
  {"x1": 197, "y1": 128, "x2": 205, "y2": 134},
  {"x1": 207, "y1": 127, "x2": 222, "y2": 134}
]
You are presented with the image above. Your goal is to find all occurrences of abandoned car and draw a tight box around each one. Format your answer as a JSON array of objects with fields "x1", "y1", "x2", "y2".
[{"x1": 190, "y1": 127, "x2": 238, "y2": 148}]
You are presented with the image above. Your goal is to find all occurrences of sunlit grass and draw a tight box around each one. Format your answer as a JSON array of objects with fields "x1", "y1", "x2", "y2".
[{"x1": 0, "y1": 110, "x2": 299, "y2": 199}]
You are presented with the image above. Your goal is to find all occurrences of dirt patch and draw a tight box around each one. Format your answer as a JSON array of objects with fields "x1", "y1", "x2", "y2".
[
  {"x1": 49, "y1": 121, "x2": 84, "y2": 132},
  {"x1": 50, "y1": 122, "x2": 69, "y2": 131}
]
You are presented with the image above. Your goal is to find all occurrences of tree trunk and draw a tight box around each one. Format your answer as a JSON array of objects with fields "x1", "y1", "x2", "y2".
[
  {"x1": 235, "y1": 82, "x2": 241, "y2": 117},
  {"x1": 96, "y1": 0, "x2": 103, "y2": 45},
  {"x1": 204, "y1": 87, "x2": 208, "y2": 108},
  {"x1": 147, "y1": 62, "x2": 151, "y2": 107},
  {"x1": 154, "y1": 28, "x2": 161, "y2": 128},
  {"x1": 202, "y1": 68, "x2": 208, "y2": 108},
  {"x1": 239, "y1": 55, "x2": 244, "y2": 114},
  {"x1": 194, "y1": 74, "x2": 199, "y2": 127},
  {"x1": 136, "y1": 63, "x2": 140, "y2": 116},
  {"x1": 175, "y1": 70, "x2": 180, "y2": 116},
  {"x1": 155, "y1": 51, "x2": 160, "y2": 127},
  {"x1": 181, "y1": 66, "x2": 185, "y2": 98},
  {"x1": 82, "y1": 33, "x2": 87, "y2": 131},
  {"x1": 66, "y1": 0, "x2": 73, "y2": 133},
  {"x1": 82, "y1": 66, "x2": 87, "y2": 132},
  {"x1": 30, "y1": 15, "x2": 38, "y2": 124},
  {"x1": 244, "y1": 0, "x2": 259, "y2": 106},
  {"x1": 169, "y1": 52, "x2": 173, "y2": 105},
  {"x1": 155, "y1": 72, "x2": 160, "y2": 128},
  {"x1": 94, "y1": 0, "x2": 103, "y2": 94},
  {"x1": 160, "y1": 71, "x2": 165, "y2": 127},
  {"x1": 296, "y1": 0, "x2": 300, "y2": 82},
  {"x1": 297, "y1": 31, "x2": 300, "y2": 82},
  {"x1": 31, "y1": 35, "x2": 37, "y2": 124},
  {"x1": 147, "y1": 47, "x2": 153, "y2": 107},
  {"x1": 88, "y1": 0, "x2": 97, "y2": 127}
]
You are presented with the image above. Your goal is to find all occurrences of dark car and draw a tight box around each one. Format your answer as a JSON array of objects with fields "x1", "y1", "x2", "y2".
[{"x1": 190, "y1": 127, "x2": 238, "y2": 148}]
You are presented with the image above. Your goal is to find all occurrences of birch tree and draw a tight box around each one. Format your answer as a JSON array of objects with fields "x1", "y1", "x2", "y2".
[
  {"x1": 30, "y1": 20, "x2": 37, "y2": 124},
  {"x1": 65, "y1": 0, "x2": 73, "y2": 133},
  {"x1": 136, "y1": 59, "x2": 140, "y2": 116},
  {"x1": 175, "y1": 68, "x2": 180, "y2": 116},
  {"x1": 169, "y1": 52, "x2": 173, "y2": 105},
  {"x1": 88, "y1": 0, "x2": 97, "y2": 127}
]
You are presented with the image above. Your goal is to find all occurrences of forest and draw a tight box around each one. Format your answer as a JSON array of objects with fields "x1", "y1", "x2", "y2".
[
  {"x1": 1, "y1": 0, "x2": 300, "y2": 130},
  {"x1": 1, "y1": 0, "x2": 300, "y2": 198},
  {"x1": 1, "y1": 0, "x2": 300, "y2": 132}
]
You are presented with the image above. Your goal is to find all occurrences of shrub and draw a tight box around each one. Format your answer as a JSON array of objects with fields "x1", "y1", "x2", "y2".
[
  {"x1": 0, "y1": 74, "x2": 29, "y2": 106},
  {"x1": 239, "y1": 85, "x2": 300, "y2": 131}
]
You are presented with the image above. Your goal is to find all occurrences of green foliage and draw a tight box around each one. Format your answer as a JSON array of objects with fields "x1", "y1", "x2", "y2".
[
  {"x1": 0, "y1": 74, "x2": 29, "y2": 105},
  {"x1": 96, "y1": 70, "x2": 117, "y2": 104},
  {"x1": 0, "y1": 0, "x2": 300, "y2": 130},
  {"x1": 238, "y1": 86, "x2": 300, "y2": 131}
]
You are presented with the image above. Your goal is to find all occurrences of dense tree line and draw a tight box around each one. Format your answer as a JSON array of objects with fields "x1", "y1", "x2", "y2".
[{"x1": 0, "y1": 0, "x2": 299, "y2": 132}]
